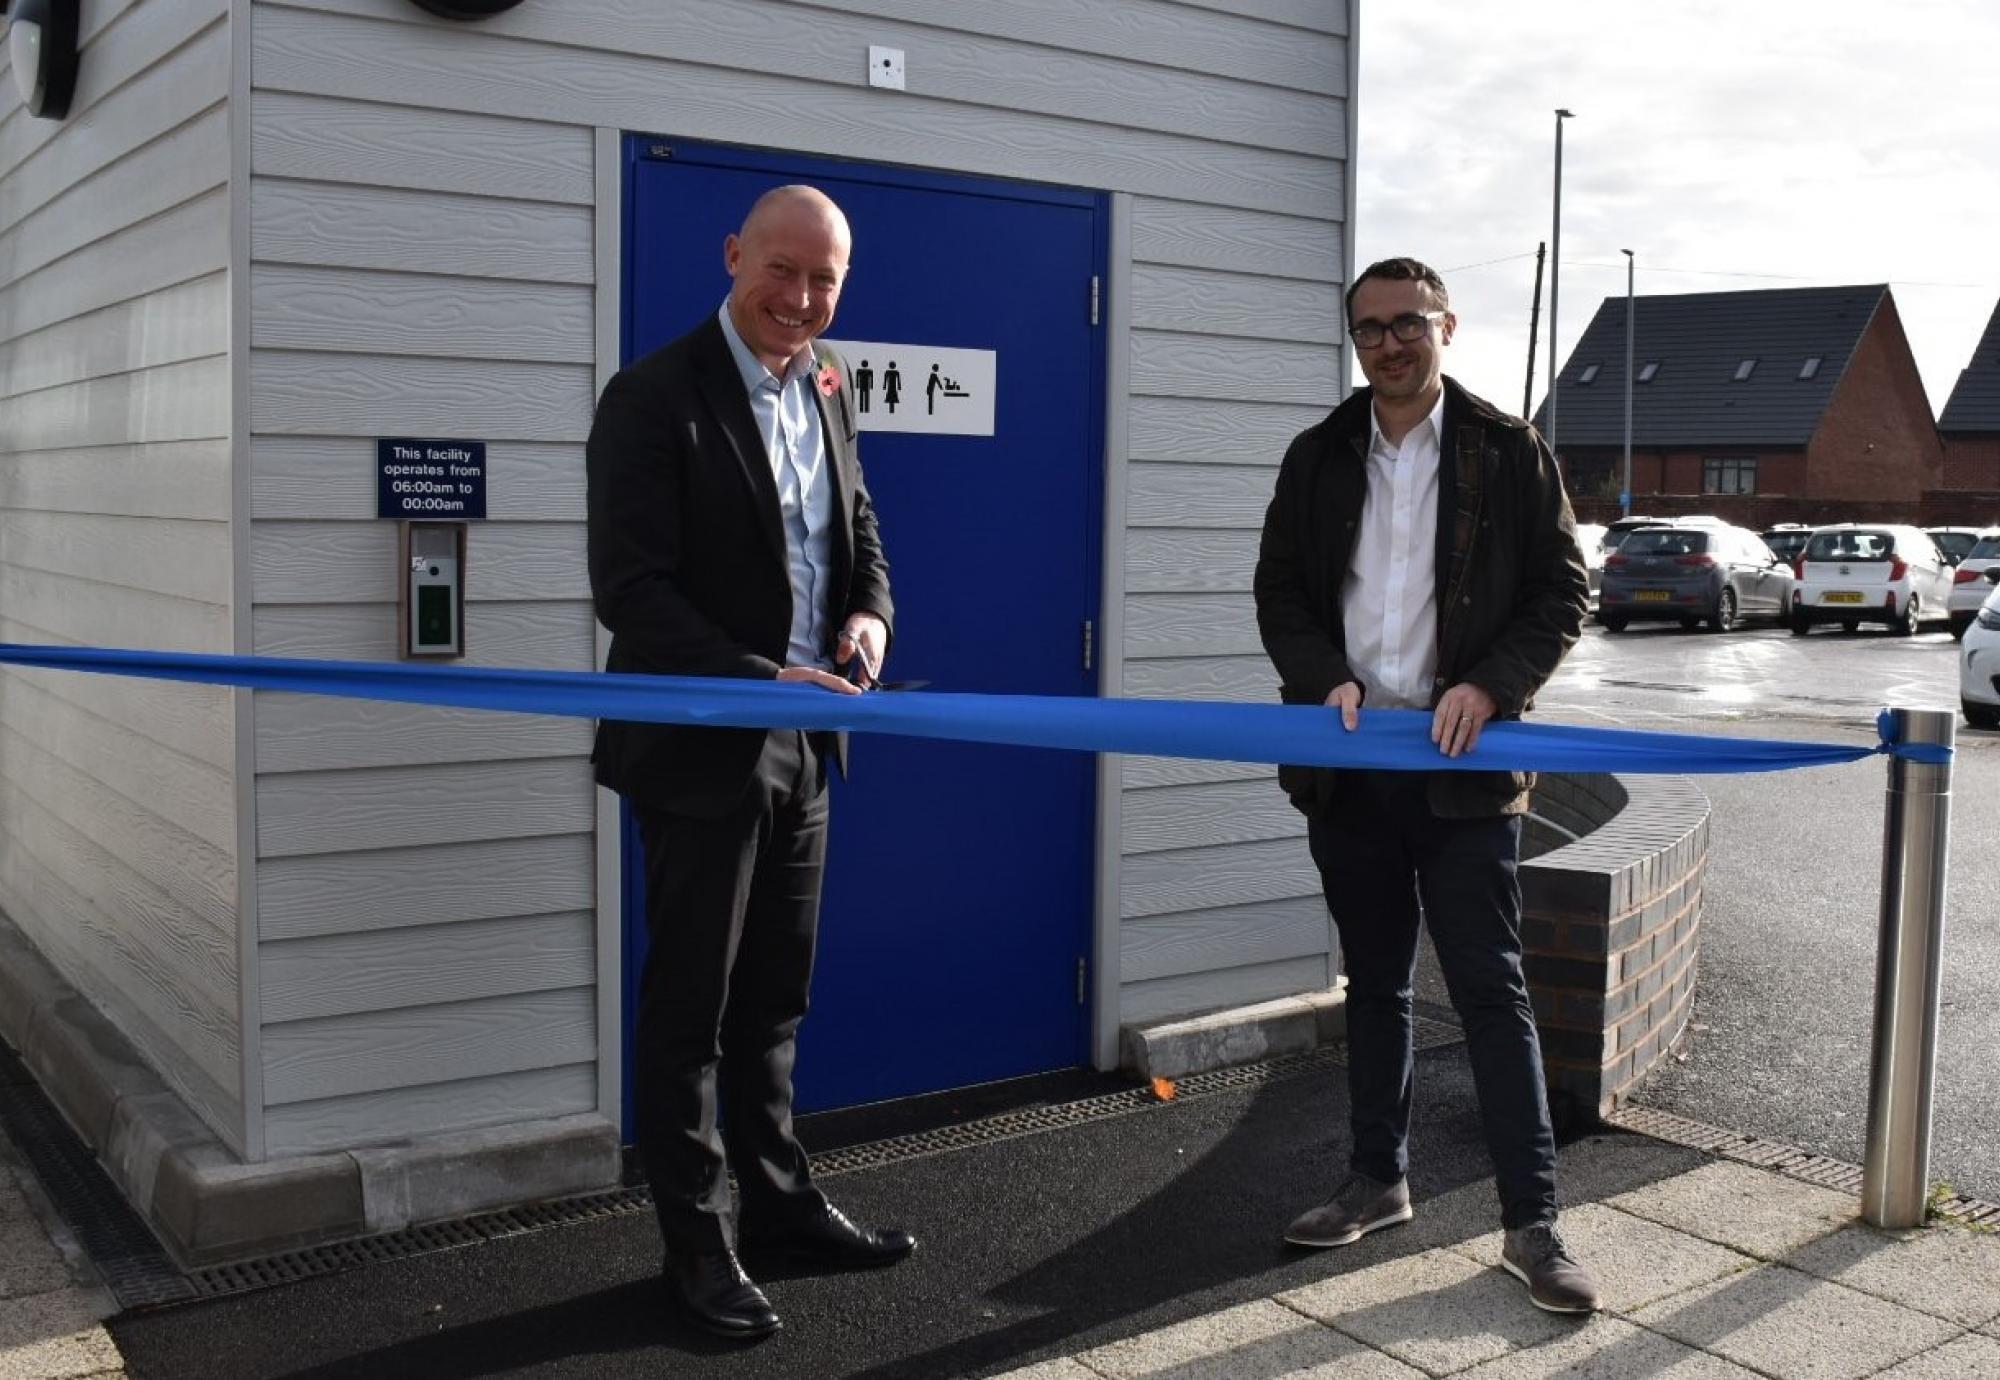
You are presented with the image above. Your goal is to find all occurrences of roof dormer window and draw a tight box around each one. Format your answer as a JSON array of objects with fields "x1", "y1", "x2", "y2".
[
  {"x1": 1637, "y1": 361, "x2": 1660, "y2": 383},
  {"x1": 1733, "y1": 358, "x2": 1758, "y2": 381},
  {"x1": 1799, "y1": 356, "x2": 1822, "y2": 380},
  {"x1": 1578, "y1": 364, "x2": 1601, "y2": 384}
]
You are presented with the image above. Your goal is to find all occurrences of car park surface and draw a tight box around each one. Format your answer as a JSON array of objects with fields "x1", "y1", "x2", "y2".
[{"x1": 1536, "y1": 617, "x2": 2000, "y2": 1202}]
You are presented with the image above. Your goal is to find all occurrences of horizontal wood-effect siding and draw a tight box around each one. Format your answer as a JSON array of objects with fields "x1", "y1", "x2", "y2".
[
  {"x1": 251, "y1": 266, "x2": 593, "y2": 363},
  {"x1": 255, "y1": 697, "x2": 590, "y2": 773},
  {"x1": 250, "y1": 91, "x2": 595, "y2": 204},
  {"x1": 260, "y1": 911, "x2": 595, "y2": 1023},
  {"x1": 1121, "y1": 955, "x2": 1331, "y2": 1026},
  {"x1": 0, "y1": 0, "x2": 239, "y2": 1150},
  {"x1": 253, "y1": 5, "x2": 1341, "y2": 218},
  {"x1": 1121, "y1": 894, "x2": 1328, "y2": 985},
  {"x1": 250, "y1": 521, "x2": 589, "y2": 604},
  {"x1": 256, "y1": 759, "x2": 596, "y2": 858},
  {"x1": 0, "y1": 275, "x2": 228, "y2": 403},
  {"x1": 251, "y1": 600, "x2": 596, "y2": 668},
  {"x1": 262, "y1": 986, "x2": 596, "y2": 1104},
  {"x1": 263, "y1": 1063, "x2": 595, "y2": 1157},
  {"x1": 258, "y1": 834, "x2": 595, "y2": 941}
]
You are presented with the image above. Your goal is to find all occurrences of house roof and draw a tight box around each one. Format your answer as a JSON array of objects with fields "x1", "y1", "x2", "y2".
[
  {"x1": 1532, "y1": 284, "x2": 1890, "y2": 448},
  {"x1": 1940, "y1": 298, "x2": 2000, "y2": 433}
]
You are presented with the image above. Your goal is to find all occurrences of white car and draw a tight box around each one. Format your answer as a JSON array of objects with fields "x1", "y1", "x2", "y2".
[
  {"x1": 1962, "y1": 581, "x2": 2000, "y2": 729},
  {"x1": 1577, "y1": 522, "x2": 1607, "y2": 610},
  {"x1": 1790, "y1": 523, "x2": 1954, "y2": 635},
  {"x1": 1946, "y1": 529, "x2": 2000, "y2": 639}
]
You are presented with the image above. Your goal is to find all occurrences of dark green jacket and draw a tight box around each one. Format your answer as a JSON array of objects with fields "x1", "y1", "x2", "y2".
[{"x1": 1253, "y1": 376, "x2": 1588, "y2": 818}]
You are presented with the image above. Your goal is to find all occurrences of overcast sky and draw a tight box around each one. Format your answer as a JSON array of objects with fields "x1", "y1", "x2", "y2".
[{"x1": 1350, "y1": 0, "x2": 2000, "y2": 421}]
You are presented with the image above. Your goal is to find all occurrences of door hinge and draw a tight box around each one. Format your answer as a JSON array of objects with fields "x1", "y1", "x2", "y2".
[
  {"x1": 1089, "y1": 275, "x2": 1101, "y2": 326},
  {"x1": 1081, "y1": 619, "x2": 1095, "y2": 672},
  {"x1": 1077, "y1": 957, "x2": 1087, "y2": 1005}
]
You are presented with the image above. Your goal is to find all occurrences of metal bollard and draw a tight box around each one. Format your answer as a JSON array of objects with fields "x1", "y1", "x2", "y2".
[{"x1": 1861, "y1": 707, "x2": 1955, "y2": 1229}]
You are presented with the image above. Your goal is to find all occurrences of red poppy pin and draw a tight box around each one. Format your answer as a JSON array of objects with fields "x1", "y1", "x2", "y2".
[{"x1": 816, "y1": 361, "x2": 841, "y2": 397}]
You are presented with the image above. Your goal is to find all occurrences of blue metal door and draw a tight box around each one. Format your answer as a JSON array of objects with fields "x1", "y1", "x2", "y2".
[{"x1": 619, "y1": 138, "x2": 1106, "y2": 1117}]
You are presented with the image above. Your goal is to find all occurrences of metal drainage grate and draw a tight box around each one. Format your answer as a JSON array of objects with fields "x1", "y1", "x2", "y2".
[
  {"x1": 1607, "y1": 1102, "x2": 2000, "y2": 1227},
  {"x1": 187, "y1": 1186, "x2": 658, "y2": 1300},
  {"x1": 0, "y1": 1039, "x2": 196, "y2": 1309}
]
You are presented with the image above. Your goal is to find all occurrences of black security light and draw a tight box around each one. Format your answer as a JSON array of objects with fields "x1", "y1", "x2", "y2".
[
  {"x1": 409, "y1": 0, "x2": 527, "y2": 17},
  {"x1": 7, "y1": 0, "x2": 79, "y2": 121}
]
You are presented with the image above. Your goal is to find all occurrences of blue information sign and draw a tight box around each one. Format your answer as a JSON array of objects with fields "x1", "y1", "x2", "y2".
[{"x1": 377, "y1": 439, "x2": 487, "y2": 519}]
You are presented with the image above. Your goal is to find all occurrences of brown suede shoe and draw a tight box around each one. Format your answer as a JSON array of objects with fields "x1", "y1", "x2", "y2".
[
  {"x1": 1501, "y1": 1220, "x2": 1603, "y2": 1314},
  {"x1": 1283, "y1": 1173, "x2": 1413, "y2": 1248}
]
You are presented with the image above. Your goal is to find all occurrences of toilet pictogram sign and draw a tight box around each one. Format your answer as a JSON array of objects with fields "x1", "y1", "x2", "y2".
[{"x1": 822, "y1": 340, "x2": 996, "y2": 436}]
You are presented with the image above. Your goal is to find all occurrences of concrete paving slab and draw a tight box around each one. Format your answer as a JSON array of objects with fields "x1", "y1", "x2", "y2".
[
  {"x1": 0, "y1": 1216, "x2": 72, "y2": 1300},
  {"x1": 1784, "y1": 1221, "x2": 2000, "y2": 1327},
  {"x1": 1076, "y1": 1298, "x2": 1421, "y2": 1379},
  {"x1": 1871, "y1": 1333, "x2": 2000, "y2": 1379},
  {"x1": 1607, "y1": 1161, "x2": 1855, "y2": 1259},
  {"x1": 1450, "y1": 1203, "x2": 1756, "y2": 1314},
  {"x1": 985, "y1": 1361, "x2": 1103, "y2": 1380},
  {"x1": 1451, "y1": 1316, "x2": 1762, "y2": 1378},
  {"x1": 0, "y1": 1288, "x2": 123, "y2": 1380},
  {"x1": 1278, "y1": 1247, "x2": 1580, "y2": 1375},
  {"x1": 1630, "y1": 1262, "x2": 1957, "y2": 1380}
]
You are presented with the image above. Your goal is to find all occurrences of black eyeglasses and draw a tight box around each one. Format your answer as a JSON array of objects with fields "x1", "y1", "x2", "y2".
[{"x1": 1348, "y1": 311, "x2": 1445, "y2": 348}]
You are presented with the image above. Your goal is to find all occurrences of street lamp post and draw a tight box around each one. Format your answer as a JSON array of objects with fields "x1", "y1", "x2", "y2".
[
  {"x1": 1548, "y1": 108, "x2": 1574, "y2": 461},
  {"x1": 1622, "y1": 248, "x2": 1634, "y2": 518}
]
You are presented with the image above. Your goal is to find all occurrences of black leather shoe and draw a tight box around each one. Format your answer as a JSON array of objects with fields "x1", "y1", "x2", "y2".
[
  {"x1": 664, "y1": 1248, "x2": 781, "y2": 1339},
  {"x1": 750, "y1": 1202, "x2": 916, "y2": 1269}
]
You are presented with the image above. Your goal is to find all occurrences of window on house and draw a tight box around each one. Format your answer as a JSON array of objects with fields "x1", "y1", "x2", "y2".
[
  {"x1": 1703, "y1": 457, "x2": 1757, "y2": 495},
  {"x1": 1577, "y1": 364, "x2": 1601, "y2": 384},
  {"x1": 1733, "y1": 358, "x2": 1757, "y2": 381},
  {"x1": 1637, "y1": 361, "x2": 1660, "y2": 383},
  {"x1": 1799, "y1": 356, "x2": 1822, "y2": 380}
]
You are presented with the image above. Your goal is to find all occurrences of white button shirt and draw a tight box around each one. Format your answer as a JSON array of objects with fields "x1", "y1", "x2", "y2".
[{"x1": 1340, "y1": 393, "x2": 1444, "y2": 710}]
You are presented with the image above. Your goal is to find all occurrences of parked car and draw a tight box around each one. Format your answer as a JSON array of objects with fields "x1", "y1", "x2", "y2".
[
  {"x1": 1576, "y1": 522, "x2": 1607, "y2": 610},
  {"x1": 1961, "y1": 578, "x2": 2000, "y2": 729},
  {"x1": 1597, "y1": 521, "x2": 1793, "y2": 632},
  {"x1": 1600, "y1": 514, "x2": 1666, "y2": 552},
  {"x1": 1926, "y1": 525, "x2": 1986, "y2": 566},
  {"x1": 1790, "y1": 523, "x2": 1954, "y2": 635},
  {"x1": 1948, "y1": 530, "x2": 2000, "y2": 639},
  {"x1": 1760, "y1": 523, "x2": 1813, "y2": 565}
]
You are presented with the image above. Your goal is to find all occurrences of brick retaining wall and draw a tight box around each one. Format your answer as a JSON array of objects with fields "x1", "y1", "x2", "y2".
[{"x1": 1521, "y1": 773, "x2": 1711, "y2": 1122}]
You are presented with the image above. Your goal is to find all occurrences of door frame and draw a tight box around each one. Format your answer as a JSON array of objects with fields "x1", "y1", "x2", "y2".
[{"x1": 588, "y1": 129, "x2": 1130, "y2": 1129}]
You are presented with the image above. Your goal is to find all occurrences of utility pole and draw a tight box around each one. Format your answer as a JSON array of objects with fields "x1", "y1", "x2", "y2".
[
  {"x1": 1621, "y1": 249, "x2": 1635, "y2": 518},
  {"x1": 1524, "y1": 241, "x2": 1546, "y2": 419},
  {"x1": 1548, "y1": 109, "x2": 1574, "y2": 461}
]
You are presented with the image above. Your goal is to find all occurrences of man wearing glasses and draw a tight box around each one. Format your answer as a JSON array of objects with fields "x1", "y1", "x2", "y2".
[{"x1": 1253, "y1": 257, "x2": 1597, "y2": 1313}]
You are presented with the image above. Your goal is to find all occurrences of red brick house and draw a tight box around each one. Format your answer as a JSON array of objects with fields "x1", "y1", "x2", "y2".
[
  {"x1": 1940, "y1": 299, "x2": 2000, "y2": 495},
  {"x1": 1536, "y1": 285, "x2": 1944, "y2": 526}
]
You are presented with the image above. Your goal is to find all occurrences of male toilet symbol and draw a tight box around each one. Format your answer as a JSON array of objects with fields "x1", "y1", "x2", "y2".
[{"x1": 854, "y1": 360, "x2": 874, "y2": 413}]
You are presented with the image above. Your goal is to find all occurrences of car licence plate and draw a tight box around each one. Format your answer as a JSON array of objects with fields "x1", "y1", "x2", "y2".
[
  {"x1": 1823, "y1": 591, "x2": 1864, "y2": 604},
  {"x1": 1635, "y1": 590, "x2": 1671, "y2": 602}
]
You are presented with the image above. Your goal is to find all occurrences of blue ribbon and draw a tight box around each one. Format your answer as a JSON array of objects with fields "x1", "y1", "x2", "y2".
[{"x1": 0, "y1": 643, "x2": 1934, "y2": 774}]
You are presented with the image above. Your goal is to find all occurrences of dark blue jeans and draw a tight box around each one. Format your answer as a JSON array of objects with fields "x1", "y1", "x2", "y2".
[{"x1": 1307, "y1": 771, "x2": 1558, "y2": 1229}]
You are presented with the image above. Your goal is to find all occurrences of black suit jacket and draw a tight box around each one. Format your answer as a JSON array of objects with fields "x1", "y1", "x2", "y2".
[{"x1": 586, "y1": 316, "x2": 893, "y2": 816}]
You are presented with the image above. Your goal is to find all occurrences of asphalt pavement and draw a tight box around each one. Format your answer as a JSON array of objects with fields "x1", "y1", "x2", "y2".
[{"x1": 1537, "y1": 619, "x2": 2000, "y2": 1202}]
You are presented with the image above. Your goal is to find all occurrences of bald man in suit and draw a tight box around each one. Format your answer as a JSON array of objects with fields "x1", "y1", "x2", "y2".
[{"x1": 588, "y1": 186, "x2": 912, "y2": 1341}]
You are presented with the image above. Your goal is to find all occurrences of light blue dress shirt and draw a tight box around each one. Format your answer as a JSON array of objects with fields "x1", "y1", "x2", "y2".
[{"x1": 717, "y1": 303, "x2": 836, "y2": 670}]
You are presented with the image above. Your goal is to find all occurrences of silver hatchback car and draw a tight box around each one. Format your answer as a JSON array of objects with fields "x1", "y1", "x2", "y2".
[{"x1": 1597, "y1": 521, "x2": 1794, "y2": 632}]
